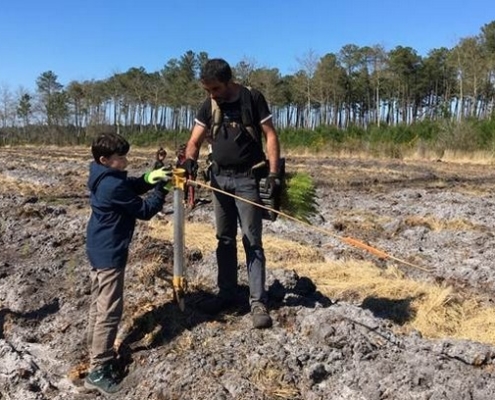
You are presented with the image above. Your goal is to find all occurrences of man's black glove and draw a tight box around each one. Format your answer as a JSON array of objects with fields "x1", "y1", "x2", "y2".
[
  {"x1": 265, "y1": 172, "x2": 281, "y2": 198},
  {"x1": 181, "y1": 158, "x2": 198, "y2": 179}
]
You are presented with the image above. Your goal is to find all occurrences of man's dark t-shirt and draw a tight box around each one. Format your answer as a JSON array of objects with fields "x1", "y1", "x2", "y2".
[{"x1": 194, "y1": 87, "x2": 272, "y2": 167}]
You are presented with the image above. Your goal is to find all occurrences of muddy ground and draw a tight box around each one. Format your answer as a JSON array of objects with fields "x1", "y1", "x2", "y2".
[{"x1": 1, "y1": 147, "x2": 495, "y2": 399}]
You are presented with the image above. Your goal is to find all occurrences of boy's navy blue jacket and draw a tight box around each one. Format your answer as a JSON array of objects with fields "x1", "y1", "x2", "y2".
[{"x1": 86, "y1": 162, "x2": 165, "y2": 269}]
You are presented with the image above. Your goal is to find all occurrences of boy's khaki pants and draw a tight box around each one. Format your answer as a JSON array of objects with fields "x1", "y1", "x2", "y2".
[{"x1": 86, "y1": 267, "x2": 125, "y2": 370}]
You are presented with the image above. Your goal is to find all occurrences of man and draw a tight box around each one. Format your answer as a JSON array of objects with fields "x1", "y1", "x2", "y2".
[{"x1": 182, "y1": 58, "x2": 281, "y2": 329}]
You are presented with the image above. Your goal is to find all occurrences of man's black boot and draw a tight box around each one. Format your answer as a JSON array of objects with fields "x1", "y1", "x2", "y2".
[{"x1": 251, "y1": 302, "x2": 272, "y2": 329}]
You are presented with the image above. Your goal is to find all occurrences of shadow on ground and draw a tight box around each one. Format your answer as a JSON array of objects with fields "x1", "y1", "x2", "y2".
[
  {"x1": 361, "y1": 295, "x2": 418, "y2": 325},
  {"x1": 0, "y1": 298, "x2": 60, "y2": 339},
  {"x1": 115, "y1": 275, "x2": 332, "y2": 378}
]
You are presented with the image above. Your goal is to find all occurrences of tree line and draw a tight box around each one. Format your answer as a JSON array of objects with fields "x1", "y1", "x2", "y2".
[{"x1": 1, "y1": 21, "x2": 494, "y2": 146}]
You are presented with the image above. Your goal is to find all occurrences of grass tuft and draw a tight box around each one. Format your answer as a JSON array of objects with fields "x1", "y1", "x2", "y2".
[{"x1": 281, "y1": 172, "x2": 319, "y2": 222}]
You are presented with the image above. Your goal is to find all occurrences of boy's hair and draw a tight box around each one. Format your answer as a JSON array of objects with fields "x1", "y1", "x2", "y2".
[
  {"x1": 200, "y1": 58, "x2": 232, "y2": 84},
  {"x1": 91, "y1": 132, "x2": 130, "y2": 163}
]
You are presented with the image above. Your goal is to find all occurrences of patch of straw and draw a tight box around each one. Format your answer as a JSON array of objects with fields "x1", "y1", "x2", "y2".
[{"x1": 289, "y1": 260, "x2": 495, "y2": 345}]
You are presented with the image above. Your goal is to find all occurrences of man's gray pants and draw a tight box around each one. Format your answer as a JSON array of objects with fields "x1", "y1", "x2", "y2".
[{"x1": 211, "y1": 172, "x2": 267, "y2": 306}]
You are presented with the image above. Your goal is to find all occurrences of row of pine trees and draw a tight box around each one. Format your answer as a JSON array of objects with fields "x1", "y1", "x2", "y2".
[{"x1": 1, "y1": 21, "x2": 494, "y2": 147}]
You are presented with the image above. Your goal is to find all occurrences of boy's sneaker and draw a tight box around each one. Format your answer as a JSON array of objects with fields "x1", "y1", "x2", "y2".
[
  {"x1": 251, "y1": 302, "x2": 272, "y2": 329},
  {"x1": 84, "y1": 363, "x2": 121, "y2": 395}
]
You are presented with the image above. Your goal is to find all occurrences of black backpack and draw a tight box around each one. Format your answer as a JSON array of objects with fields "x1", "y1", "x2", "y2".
[{"x1": 210, "y1": 86, "x2": 285, "y2": 221}]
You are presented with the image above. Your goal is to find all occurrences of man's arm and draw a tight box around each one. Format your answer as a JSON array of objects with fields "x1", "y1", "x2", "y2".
[
  {"x1": 261, "y1": 118, "x2": 280, "y2": 174},
  {"x1": 185, "y1": 123, "x2": 208, "y2": 160}
]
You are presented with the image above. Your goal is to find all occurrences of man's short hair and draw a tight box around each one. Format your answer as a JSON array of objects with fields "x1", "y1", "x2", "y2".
[
  {"x1": 200, "y1": 58, "x2": 232, "y2": 84},
  {"x1": 91, "y1": 132, "x2": 130, "y2": 163}
]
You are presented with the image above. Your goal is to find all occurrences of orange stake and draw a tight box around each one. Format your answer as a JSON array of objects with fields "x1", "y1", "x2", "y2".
[{"x1": 342, "y1": 237, "x2": 389, "y2": 259}]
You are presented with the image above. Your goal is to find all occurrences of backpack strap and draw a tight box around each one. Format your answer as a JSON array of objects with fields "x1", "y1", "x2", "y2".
[
  {"x1": 239, "y1": 86, "x2": 260, "y2": 145},
  {"x1": 211, "y1": 98, "x2": 222, "y2": 140}
]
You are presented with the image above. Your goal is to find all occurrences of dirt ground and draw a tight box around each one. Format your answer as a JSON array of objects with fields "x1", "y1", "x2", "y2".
[{"x1": 1, "y1": 146, "x2": 495, "y2": 399}]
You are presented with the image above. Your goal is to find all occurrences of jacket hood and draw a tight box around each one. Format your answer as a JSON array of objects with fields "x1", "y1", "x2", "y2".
[{"x1": 88, "y1": 161, "x2": 127, "y2": 191}]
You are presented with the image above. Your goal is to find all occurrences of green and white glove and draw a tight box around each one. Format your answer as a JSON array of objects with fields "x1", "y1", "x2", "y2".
[{"x1": 144, "y1": 167, "x2": 173, "y2": 185}]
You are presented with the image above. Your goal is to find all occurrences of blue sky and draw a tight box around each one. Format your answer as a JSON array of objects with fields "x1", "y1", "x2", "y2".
[{"x1": 0, "y1": 0, "x2": 493, "y2": 91}]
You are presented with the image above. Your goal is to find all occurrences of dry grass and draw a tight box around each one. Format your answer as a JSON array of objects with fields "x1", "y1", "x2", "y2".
[
  {"x1": 0, "y1": 175, "x2": 50, "y2": 196},
  {"x1": 292, "y1": 260, "x2": 495, "y2": 344},
  {"x1": 134, "y1": 255, "x2": 169, "y2": 286},
  {"x1": 148, "y1": 218, "x2": 495, "y2": 345},
  {"x1": 67, "y1": 362, "x2": 89, "y2": 381},
  {"x1": 404, "y1": 215, "x2": 480, "y2": 231},
  {"x1": 149, "y1": 220, "x2": 215, "y2": 253},
  {"x1": 332, "y1": 210, "x2": 481, "y2": 239},
  {"x1": 148, "y1": 220, "x2": 324, "y2": 268},
  {"x1": 286, "y1": 147, "x2": 495, "y2": 165},
  {"x1": 333, "y1": 209, "x2": 389, "y2": 231},
  {"x1": 116, "y1": 297, "x2": 176, "y2": 350},
  {"x1": 409, "y1": 149, "x2": 495, "y2": 165},
  {"x1": 250, "y1": 360, "x2": 302, "y2": 399}
]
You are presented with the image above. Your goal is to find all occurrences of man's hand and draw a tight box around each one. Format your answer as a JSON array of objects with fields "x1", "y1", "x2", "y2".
[
  {"x1": 181, "y1": 158, "x2": 198, "y2": 178},
  {"x1": 265, "y1": 172, "x2": 281, "y2": 197},
  {"x1": 145, "y1": 167, "x2": 173, "y2": 185}
]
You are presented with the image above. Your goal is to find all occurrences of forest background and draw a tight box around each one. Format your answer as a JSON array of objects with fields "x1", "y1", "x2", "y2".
[{"x1": 1, "y1": 20, "x2": 495, "y2": 159}]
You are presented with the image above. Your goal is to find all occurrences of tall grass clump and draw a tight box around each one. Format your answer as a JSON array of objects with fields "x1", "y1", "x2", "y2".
[
  {"x1": 472, "y1": 117, "x2": 495, "y2": 153},
  {"x1": 281, "y1": 172, "x2": 318, "y2": 223},
  {"x1": 279, "y1": 126, "x2": 342, "y2": 153}
]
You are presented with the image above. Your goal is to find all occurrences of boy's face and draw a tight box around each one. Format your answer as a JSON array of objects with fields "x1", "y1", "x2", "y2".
[{"x1": 99, "y1": 154, "x2": 128, "y2": 171}]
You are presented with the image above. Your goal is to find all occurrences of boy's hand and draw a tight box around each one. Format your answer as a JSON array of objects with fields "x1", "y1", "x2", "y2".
[
  {"x1": 145, "y1": 167, "x2": 173, "y2": 185},
  {"x1": 155, "y1": 180, "x2": 173, "y2": 195}
]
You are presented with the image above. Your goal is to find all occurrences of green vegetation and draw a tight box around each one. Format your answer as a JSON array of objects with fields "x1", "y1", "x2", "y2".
[
  {"x1": 281, "y1": 172, "x2": 318, "y2": 223},
  {"x1": 278, "y1": 118, "x2": 495, "y2": 158},
  {"x1": 3, "y1": 119, "x2": 495, "y2": 161},
  {"x1": 125, "y1": 129, "x2": 191, "y2": 148}
]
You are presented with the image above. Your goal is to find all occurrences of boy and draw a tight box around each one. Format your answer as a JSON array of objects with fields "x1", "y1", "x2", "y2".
[{"x1": 85, "y1": 132, "x2": 171, "y2": 394}]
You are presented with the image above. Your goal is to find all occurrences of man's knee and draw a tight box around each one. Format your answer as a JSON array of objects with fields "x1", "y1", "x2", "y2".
[{"x1": 216, "y1": 235, "x2": 236, "y2": 247}]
